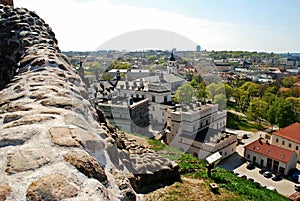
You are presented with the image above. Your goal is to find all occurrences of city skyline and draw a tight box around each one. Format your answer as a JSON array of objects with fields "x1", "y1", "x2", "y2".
[{"x1": 15, "y1": 0, "x2": 300, "y2": 53}]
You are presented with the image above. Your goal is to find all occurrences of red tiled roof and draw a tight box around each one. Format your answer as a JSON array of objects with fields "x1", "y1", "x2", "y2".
[
  {"x1": 273, "y1": 123, "x2": 300, "y2": 144},
  {"x1": 244, "y1": 139, "x2": 295, "y2": 163},
  {"x1": 294, "y1": 82, "x2": 300, "y2": 87},
  {"x1": 279, "y1": 87, "x2": 289, "y2": 92}
]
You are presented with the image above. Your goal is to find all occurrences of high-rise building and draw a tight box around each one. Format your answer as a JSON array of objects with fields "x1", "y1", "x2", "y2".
[{"x1": 196, "y1": 45, "x2": 201, "y2": 52}]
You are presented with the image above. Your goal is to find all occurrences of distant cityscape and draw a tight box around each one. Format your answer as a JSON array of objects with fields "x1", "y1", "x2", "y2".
[{"x1": 62, "y1": 47, "x2": 300, "y2": 198}]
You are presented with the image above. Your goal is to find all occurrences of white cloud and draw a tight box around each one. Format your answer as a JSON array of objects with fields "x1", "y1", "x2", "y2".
[{"x1": 15, "y1": 0, "x2": 300, "y2": 52}]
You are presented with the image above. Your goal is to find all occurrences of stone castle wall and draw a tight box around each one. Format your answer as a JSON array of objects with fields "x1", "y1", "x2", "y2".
[{"x1": 0, "y1": 5, "x2": 179, "y2": 201}]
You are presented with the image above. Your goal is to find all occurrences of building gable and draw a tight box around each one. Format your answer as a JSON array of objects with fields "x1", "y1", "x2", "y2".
[
  {"x1": 244, "y1": 139, "x2": 295, "y2": 163},
  {"x1": 273, "y1": 123, "x2": 300, "y2": 144}
]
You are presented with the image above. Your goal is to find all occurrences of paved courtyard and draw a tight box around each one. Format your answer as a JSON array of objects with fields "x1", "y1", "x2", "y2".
[{"x1": 218, "y1": 130, "x2": 298, "y2": 197}]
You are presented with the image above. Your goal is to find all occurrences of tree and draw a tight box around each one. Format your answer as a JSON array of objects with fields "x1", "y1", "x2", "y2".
[
  {"x1": 190, "y1": 79, "x2": 198, "y2": 88},
  {"x1": 268, "y1": 98, "x2": 296, "y2": 128},
  {"x1": 175, "y1": 83, "x2": 194, "y2": 104},
  {"x1": 262, "y1": 92, "x2": 277, "y2": 104},
  {"x1": 207, "y1": 83, "x2": 224, "y2": 100},
  {"x1": 224, "y1": 83, "x2": 233, "y2": 101},
  {"x1": 240, "y1": 82, "x2": 259, "y2": 98},
  {"x1": 286, "y1": 97, "x2": 300, "y2": 122},
  {"x1": 246, "y1": 98, "x2": 267, "y2": 125},
  {"x1": 195, "y1": 88, "x2": 208, "y2": 103},
  {"x1": 213, "y1": 94, "x2": 227, "y2": 110}
]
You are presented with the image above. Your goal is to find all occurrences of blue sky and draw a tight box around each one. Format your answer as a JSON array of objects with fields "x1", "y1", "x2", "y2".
[
  {"x1": 112, "y1": 0, "x2": 300, "y2": 27},
  {"x1": 15, "y1": 0, "x2": 300, "y2": 52}
]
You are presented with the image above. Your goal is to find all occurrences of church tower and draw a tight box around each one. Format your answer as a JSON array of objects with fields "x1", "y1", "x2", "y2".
[
  {"x1": 0, "y1": 0, "x2": 13, "y2": 6},
  {"x1": 167, "y1": 50, "x2": 177, "y2": 74}
]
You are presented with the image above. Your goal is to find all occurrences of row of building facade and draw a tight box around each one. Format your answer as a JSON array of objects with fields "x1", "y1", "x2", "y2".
[
  {"x1": 95, "y1": 54, "x2": 237, "y2": 161},
  {"x1": 244, "y1": 123, "x2": 300, "y2": 175}
]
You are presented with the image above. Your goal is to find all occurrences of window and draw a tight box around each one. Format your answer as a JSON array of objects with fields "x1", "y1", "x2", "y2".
[
  {"x1": 296, "y1": 146, "x2": 299, "y2": 151},
  {"x1": 289, "y1": 143, "x2": 292, "y2": 148},
  {"x1": 276, "y1": 138, "x2": 279, "y2": 143},
  {"x1": 247, "y1": 154, "x2": 250, "y2": 159},
  {"x1": 152, "y1": 95, "x2": 155, "y2": 102},
  {"x1": 220, "y1": 151, "x2": 223, "y2": 156},
  {"x1": 282, "y1": 141, "x2": 285, "y2": 145}
]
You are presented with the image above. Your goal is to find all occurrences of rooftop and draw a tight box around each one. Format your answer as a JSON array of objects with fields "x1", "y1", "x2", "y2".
[
  {"x1": 244, "y1": 139, "x2": 295, "y2": 163},
  {"x1": 273, "y1": 123, "x2": 300, "y2": 143}
]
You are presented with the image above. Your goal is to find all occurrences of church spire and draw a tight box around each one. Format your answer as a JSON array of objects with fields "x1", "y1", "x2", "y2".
[{"x1": 169, "y1": 50, "x2": 176, "y2": 62}]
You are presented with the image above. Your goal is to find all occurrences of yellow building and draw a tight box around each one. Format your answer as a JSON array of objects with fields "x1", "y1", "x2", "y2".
[
  {"x1": 271, "y1": 123, "x2": 300, "y2": 162},
  {"x1": 244, "y1": 139, "x2": 297, "y2": 175}
]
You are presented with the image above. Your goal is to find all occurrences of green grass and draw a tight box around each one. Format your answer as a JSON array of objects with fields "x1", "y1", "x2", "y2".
[
  {"x1": 210, "y1": 167, "x2": 288, "y2": 201},
  {"x1": 227, "y1": 111, "x2": 263, "y2": 132},
  {"x1": 148, "y1": 139, "x2": 166, "y2": 151},
  {"x1": 176, "y1": 154, "x2": 288, "y2": 201},
  {"x1": 124, "y1": 132, "x2": 288, "y2": 201}
]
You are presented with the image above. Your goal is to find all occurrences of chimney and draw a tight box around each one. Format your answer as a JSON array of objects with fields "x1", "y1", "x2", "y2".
[{"x1": 0, "y1": 0, "x2": 13, "y2": 7}]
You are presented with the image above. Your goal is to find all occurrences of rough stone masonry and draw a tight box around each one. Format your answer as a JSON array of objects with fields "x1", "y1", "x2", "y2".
[{"x1": 0, "y1": 5, "x2": 179, "y2": 201}]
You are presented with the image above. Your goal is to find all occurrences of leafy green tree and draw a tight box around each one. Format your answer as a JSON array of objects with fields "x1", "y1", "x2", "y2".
[
  {"x1": 190, "y1": 79, "x2": 198, "y2": 88},
  {"x1": 240, "y1": 82, "x2": 259, "y2": 98},
  {"x1": 233, "y1": 87, "x2": 250, "y2": 112},
  {"x1": 262, "y1": 92, "x2": 277, "y2": 104},
  {"x1": 224, "y1": 83, "x2": 233, "y2": 101},
  {"x1": 111, "y1": 61, "x2": 131, "y2": 69},
  {"x1": 207, "y1": 83, "x2": 224, "y2": 100},
  {"x1": 213, "y1": 94, "x2": 227, "y2": 110},
  {"x1": 286, "y1": 97, "x2": 300, "y2": 122},
  {"x1": 268, "y1": 98, "x2": 296, "y2": 128},
  {"x1": 100, "y1": 73, "x2": 112, "y2": 81},
  {"x1": 246, "y1": 98, "x2": 267, "y2": 125},
  {"x1": 175, "y1": 83, "x2": 195, "y2": 104}
]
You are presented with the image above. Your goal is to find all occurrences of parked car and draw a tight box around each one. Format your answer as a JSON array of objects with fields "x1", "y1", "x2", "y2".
[
  {"x1": 246, "y1": 163, "x2": 255, "y2": 170},
  {"x1": 247, "y1": 177, "x2": 254, "y2": 182},
  {"x1": 295, "y1": 184, "x2": 300, "y2": 191},
  {"x1": 242, "y1": 134, "x2": 249, "y2": 139},
  {"x1": 272, "y1": 173, "x2": 282, "y2": 181},
  {"x1": 259, "y1": 168, "x2": 267, "y2": 174},
  {"x1": 263, "y1": 171, "x2": 273, "y2": 178},
  {"x1": 237, "y1": 174, "x2": 247, "y2": 179}
]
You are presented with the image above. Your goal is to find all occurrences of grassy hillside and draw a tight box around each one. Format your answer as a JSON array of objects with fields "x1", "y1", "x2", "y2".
[{"x1": 129, "y1": 133, "x2": 289, "y2": 201}]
